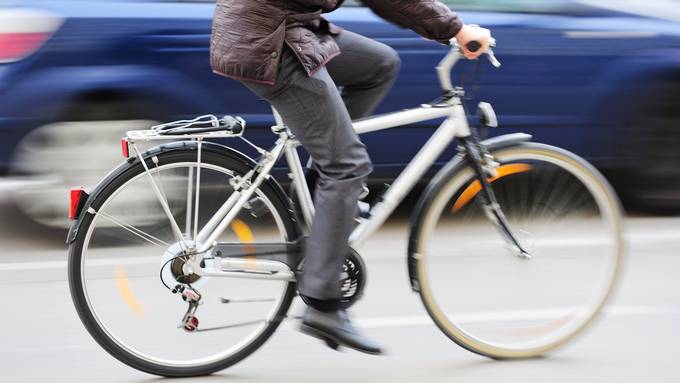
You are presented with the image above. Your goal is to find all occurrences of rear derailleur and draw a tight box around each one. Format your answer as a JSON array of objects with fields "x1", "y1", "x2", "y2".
[{"x1": 172, "y1": 284, "x2": 202, "y2": 332}]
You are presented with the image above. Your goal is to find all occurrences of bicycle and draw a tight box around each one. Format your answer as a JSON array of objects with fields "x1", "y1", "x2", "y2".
[{"x1": 67, "y1": 38, "x2": 624, "y2": 377}]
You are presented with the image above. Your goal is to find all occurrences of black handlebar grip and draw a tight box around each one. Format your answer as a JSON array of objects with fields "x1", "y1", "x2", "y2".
[{"x1": 466, "y1": 41, "x2": 482, "y2": 53}]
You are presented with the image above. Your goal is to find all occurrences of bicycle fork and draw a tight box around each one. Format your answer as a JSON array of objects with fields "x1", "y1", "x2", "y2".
[{"x1": 459, "y1": 136, "x2": 532, "y2": 259}]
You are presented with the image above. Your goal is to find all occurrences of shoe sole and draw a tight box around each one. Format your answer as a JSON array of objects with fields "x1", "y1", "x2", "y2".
[{"x1": 299, "y1": 323, "x2": 382, "y2": 356}]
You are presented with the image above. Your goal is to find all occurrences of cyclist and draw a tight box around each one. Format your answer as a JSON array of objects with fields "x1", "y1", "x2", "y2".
[{"x1": 210, "y1": 0, "x2": 490, "y2": 355}]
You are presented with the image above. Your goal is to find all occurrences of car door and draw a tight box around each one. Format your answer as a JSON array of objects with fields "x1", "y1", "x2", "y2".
[
  {"x1": 324, "y1": 0, "x2": 614, "y2": 179},
  {"x1": 437, "y1": 0, "x2": 628, "y2": 159}
]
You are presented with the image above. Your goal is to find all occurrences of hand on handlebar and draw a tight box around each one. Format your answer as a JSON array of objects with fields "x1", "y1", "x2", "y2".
[{"x1": 455, "y1": 24, "x2": 492, "y2": 60}]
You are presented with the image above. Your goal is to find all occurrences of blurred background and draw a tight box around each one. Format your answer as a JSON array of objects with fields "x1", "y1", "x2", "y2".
[
  {"x1": 1, "y1": 0, "x2": 680, "y2": 229},
  {"x1": 1, "y1": 0, "x2": 679, "y2": 381}
]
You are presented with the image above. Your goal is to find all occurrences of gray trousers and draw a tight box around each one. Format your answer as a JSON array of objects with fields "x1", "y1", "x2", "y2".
[{"x1": 241, "y1": 30, "x2": 400, "y2": 300}]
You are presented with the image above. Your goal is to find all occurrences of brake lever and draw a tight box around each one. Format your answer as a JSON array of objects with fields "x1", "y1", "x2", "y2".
[
  {"x1": 462, "y1": 37, "x2": 501, "y2": 68},
  {"x1": 487, "y1": 48, "x2": 501, "y2": 68}
]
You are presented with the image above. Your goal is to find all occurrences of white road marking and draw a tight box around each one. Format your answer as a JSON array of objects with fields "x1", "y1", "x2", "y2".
[
  {"x1": 282, "y1": 305, "x2": 680, "y2": 331},
  {"x1": 3, "y1": 228, "x2": 677, "y2": 272},
  {"x1": 0, "y1": 256, "x2": 159, "y2": 271},
  {"x1": 356, "y1": 305, "x2": 680, "y2": 329},
  {"x1": 0, "y1": 305, "x2": 676, "y2": 355}
]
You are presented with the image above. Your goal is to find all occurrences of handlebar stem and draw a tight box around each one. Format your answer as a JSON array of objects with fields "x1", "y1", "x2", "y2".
[
  {"x1": 436, "y1": 47, "x2": 463, "y2": 93},
  {"x1": 436, "y1": 38, "x2": 501, "y2": 94}
]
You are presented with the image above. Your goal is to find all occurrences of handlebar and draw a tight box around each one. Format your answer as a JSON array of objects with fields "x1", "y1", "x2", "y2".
[{"x1": 436, "y1": 36, "x2": 501, "y2": 93}]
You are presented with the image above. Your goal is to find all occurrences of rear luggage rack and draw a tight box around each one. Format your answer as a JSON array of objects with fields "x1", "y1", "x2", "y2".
[{"x1": 126, "y1": 115, "x2": 246, "y2": 142}]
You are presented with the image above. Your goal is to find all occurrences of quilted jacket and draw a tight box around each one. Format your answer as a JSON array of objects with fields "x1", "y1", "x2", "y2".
[{"x1": 211, "y1": 0, "x2": 463, "y2": 85}]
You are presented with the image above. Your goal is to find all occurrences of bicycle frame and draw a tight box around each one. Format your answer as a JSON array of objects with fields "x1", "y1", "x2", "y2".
[
  {"x1": 186, "y1": 100, "x2": 470, "y2": 255},
  {"x1": 123, "y1": 48, "x2": 505, "y2": 281}
]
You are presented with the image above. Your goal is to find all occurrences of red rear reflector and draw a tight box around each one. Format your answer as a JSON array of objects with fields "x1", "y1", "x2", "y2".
[
  {"x1": 69, "y1": 188, "x2": 87, "y2": 220},
  {"x1": 121, "y1": 139, "x2": 130, "y2": 158}
]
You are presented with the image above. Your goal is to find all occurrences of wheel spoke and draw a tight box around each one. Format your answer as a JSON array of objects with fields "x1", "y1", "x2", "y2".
[
  {"x1": 132, "y1": 144, "x2": 187, "y2": 246},
  {"x1": 92, "y1": 208, "x2": 169, "y2": 249},
  {"x1": 72, "y1": 156, "x2": 296, "y2": 372},
  {"x1": 417, "y1": 145, "x2": 623, "y2": 358}
]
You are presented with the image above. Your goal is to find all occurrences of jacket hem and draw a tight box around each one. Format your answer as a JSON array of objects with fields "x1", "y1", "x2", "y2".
[
  {"x1": 308, "y1": 50, "x2": 341, "y2": 77},
  {"x1": 212, "y1": 70, "x2": 276, "y2": 86}
]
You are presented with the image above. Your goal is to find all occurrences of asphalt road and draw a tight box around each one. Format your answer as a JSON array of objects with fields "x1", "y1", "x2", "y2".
[{"x1": 1, "y1": 206, "x2": 679, "y2": 383}]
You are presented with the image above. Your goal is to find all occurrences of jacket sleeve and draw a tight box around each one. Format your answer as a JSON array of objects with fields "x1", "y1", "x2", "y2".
[{"x1": 360, "y1": 0, "x2": 463, "y2": 42}]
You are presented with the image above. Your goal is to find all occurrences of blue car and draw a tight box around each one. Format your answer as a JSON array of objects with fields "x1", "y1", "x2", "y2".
[{"x1": 1, "y1": 0, "x2": 679, "y2": 226}]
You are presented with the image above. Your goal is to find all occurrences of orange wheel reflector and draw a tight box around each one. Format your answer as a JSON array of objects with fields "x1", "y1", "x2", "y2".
[
  {"x1": 230, "y1": 219, "x2": 256, "y2": 268},
  {"x1": 115, "y1": 266, "x2": 146, "y2": 318},
  {"x1": 452, "y1": 163, "x2": 533, "y2": 213}
]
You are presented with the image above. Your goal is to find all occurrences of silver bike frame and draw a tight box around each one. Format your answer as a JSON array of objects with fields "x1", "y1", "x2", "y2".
[
  {"x1": 190, "y1": 99, "x2": 470, "y2": 254},
  {"x1": 193, "y1": 48, "x2": 473, "y2": 251},
  {"x1": 127, "y1": 44, "x2": 500, "y2": 281}
]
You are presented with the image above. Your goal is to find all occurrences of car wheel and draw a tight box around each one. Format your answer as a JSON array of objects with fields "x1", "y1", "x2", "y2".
[
  {"x1": 613, "y1": 79, "x2": 680, "y2": 211},
  {"x1": 10, "y1": 101, "x2": 161, "y2": 228}
]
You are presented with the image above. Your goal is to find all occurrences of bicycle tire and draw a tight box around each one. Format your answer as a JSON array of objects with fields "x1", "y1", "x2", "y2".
[
  {"x1": 68, "y1": 144, "x2": 300, "y2": 377},
  {"x1": 409, "y1": 142, "x2": 624, "y2": 359}
]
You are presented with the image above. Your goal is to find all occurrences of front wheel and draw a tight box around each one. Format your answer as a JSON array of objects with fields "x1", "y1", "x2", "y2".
[{"x1": 410, "y1": 143, "x2": 624, "y2": 359}]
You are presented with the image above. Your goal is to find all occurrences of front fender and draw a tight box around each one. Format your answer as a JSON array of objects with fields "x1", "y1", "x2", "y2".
[{"x1": 406, "y1": 133, "x2": 532, "y2": 292}]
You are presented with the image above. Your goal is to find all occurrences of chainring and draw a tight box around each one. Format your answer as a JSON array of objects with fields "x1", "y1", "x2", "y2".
[
  {"x1": 296, "y1": 248, "x2": 366, "y2": 309},
  {"x1": 339, "y1": 249, "x2": 367, "y2": 308}
]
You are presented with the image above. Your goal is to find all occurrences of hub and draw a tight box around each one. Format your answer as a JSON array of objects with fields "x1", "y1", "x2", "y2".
[
  {"x1": 170, "y1": 256, "x2": 204, "y2": 284},
  {"x1": 160, "y1": 240, "x2": 209, "y2": 288}
]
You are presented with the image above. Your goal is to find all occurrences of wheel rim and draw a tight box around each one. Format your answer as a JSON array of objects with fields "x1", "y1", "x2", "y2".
[
  {"x1": 79, "y1": 162, "x2": 292, "y2": 367},
  {"x1": 417, "y1": 146, "x2": 623, "y2": 357}
]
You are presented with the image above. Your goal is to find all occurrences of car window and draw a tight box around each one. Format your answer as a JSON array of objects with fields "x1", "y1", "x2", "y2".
[
  {"x1": 341, "y1": 1, "x2": 571, "y2": 12},
  {"x1": 440, "y1": 0, "x2": 568, "y2": 13}
]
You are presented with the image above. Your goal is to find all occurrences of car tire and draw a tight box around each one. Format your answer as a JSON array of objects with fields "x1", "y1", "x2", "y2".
[
  {"x1": 610, "y1": 79, "x2": 680, "y2": 212},
  {"x1": 10, "y1": 100, "x2": 161, "y2": 228}
]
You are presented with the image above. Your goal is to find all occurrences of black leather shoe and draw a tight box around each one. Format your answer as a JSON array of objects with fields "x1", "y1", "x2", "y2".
[{"x1": 299, "y1": 307, "x2": 383, "y2": 355}]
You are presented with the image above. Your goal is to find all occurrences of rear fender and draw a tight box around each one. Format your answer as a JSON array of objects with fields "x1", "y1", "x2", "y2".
[{"x1": 67, "y1": 141, "x2": 297, "y2": 244}]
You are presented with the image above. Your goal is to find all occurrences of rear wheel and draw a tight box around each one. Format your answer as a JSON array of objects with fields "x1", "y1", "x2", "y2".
[
  {"x1": 68, "y1": 147, "x2": 298, "y2": 377},
  {"x1": 411, "y1": 143, "x2": 624, "y2": 359}
]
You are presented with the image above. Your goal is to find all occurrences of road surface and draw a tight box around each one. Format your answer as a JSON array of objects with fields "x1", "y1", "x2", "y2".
[{"x1": 0, "y1": 206, "x2": 679, "y2": 382}]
